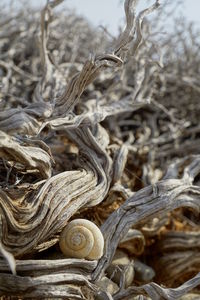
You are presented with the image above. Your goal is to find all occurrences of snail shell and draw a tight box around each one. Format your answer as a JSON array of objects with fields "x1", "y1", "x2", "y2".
[{"x1": 59, "y1": 219, "x2": 104, "y2": 260}]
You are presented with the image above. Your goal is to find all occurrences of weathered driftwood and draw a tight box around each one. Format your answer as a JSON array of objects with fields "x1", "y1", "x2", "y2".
[
  {"x1": 0, "y1": 0, "x2": 200, "y2": 298},
  {"x1": 154, "y1": 231, "x2": 200, "y2": 252},
  {"x1": 154, "y1": 250, "x2": 200, "y2": 286},
  {"x1": 113, "y1": 272, "x2": 200, "y2": 300},
  {"x1": 93, "y1": 177, "x2": 200, "y2": 280},
  {"x1": 0, "y1": 130, "x2": 53, "y2": 179},
  {"x1": 0, "y1": 0, "x2": 159, "y2": 255},
  {"x1": 118, "y1": 229, "x2": 145, "y2": 255},
  {"x1": 0, "y1": 258, "x2": 97, "y2": 276}
]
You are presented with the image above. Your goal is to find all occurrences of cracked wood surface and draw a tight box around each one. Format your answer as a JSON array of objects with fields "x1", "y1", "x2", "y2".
[{"x1": 0, "y1": 0, "x2": 200, "y2": 299}]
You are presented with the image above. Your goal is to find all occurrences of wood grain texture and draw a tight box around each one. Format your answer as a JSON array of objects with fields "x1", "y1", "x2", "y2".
[{"x1": 0, "y1": 0, "x2": 200, "y2": 298}]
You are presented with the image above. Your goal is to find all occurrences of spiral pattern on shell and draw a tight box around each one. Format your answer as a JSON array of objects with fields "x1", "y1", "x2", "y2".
[{"x1": 59, "y1": 219, "x2": 104, "y2": 259}]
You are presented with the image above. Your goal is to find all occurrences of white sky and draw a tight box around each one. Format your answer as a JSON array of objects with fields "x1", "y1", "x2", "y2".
[
  {"x1": 63, "y1": 0, "x2": 200, "y2": 34},
  {"x1": 3, "y1": 0, "x2": 200, "y2": 35}
]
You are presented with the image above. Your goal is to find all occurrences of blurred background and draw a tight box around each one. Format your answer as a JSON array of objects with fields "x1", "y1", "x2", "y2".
[
  {"x1": 11, "y1": 0, "x2": 200, "y2": 35},
  {"x1": 1, "y1": 0, "x2": 200, "y2": 35}
]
